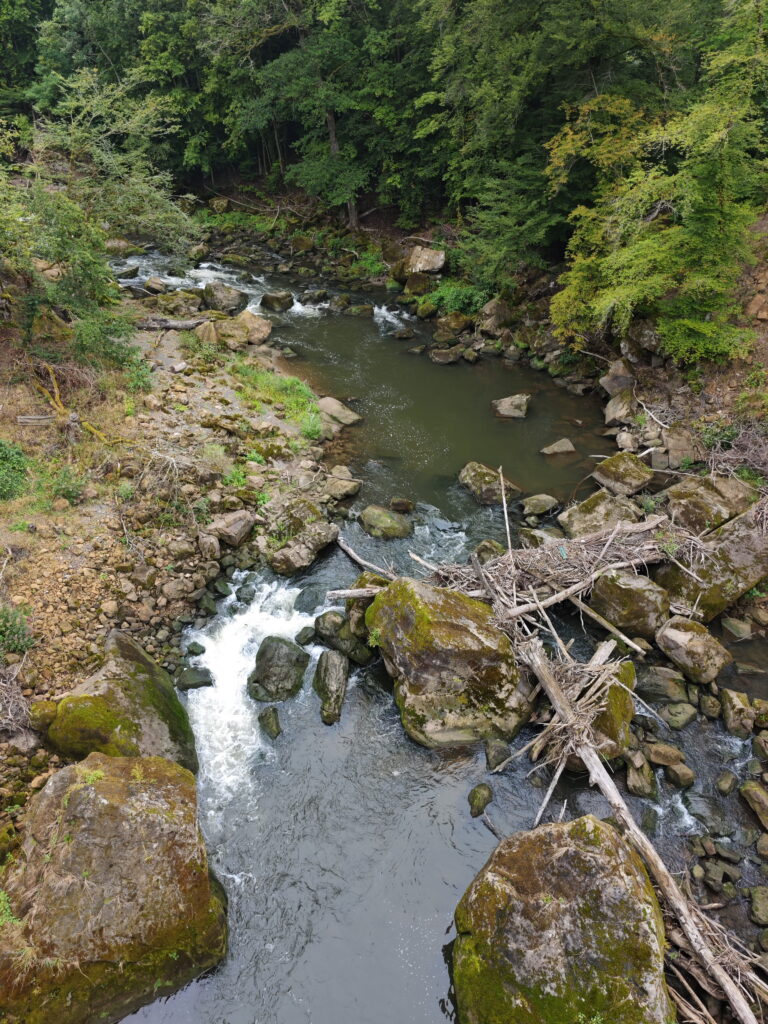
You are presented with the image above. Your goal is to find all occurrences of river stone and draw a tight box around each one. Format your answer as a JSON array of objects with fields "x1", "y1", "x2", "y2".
[
  {"x1": 47, "y1": 631, "x2": 198, "y2": 772},
  {"x1": 522, "y1": 494, "x2": 557, "y2": 516},
  {"x1": 636, "y1": 665, "x2": 688, "y2": 704},
  {"x1": 626, "y1": 755, "x2": 657, "y2": 799},
  {"x1": 312, "y1": 650, "x2": 350, "y2": 725},
  {"x1": 153, "y1": 289, "x2": 203, "y2": 317},
  {"x1": 260, "y1": 290, "x2": 294, "y2": 312},
  {"x1": 315, "y1": 610, "x2": 373, "y2": 665},
  {"x1": 474, "y1": 539, "x2": 505, "y2": 564},
  {"x1": 453, "y1": 815, "x2": 672, "y2": 1024},
  {"x1": 365, "y1": 578, "x2": 531, "y2": 748},
  {"x1": 0, "y1": 753, "x2": 227, "y2": 1024},
  {"x1": 203, "y1": 280, "x2": 248, "y2": 314},
  {"x1": 216, "y1": 310, "x2": 273, "y2": 350},
  {"x1": 429, "y1": 342, "x2": 465, "y2": 364},
  {"x1": 660, "y1": 475, "x2": 756, "y2": 534},
  {"x1": 540, "y1": 437, "x2": 576, "y2": 455},
  {"x1": 604, "y1": 387, "x2": 638, "y2": 426},
  {"x1": 655, "y1": 616, "x2": 733, "y2": 684},
  {"x1": 359, "y1": 504, "x2": 412, "y2": 539},
  {"x1": 592, "y1": 451, "x2": 653, "y2": 496},
  {"x1": 295, "y1": 625, "x2": 316, "y2": 646},
  {"x1": 741, "y1": 782, "x2": 768, "y2": 830},
  {"x1": 660, "y1": 702, "x2": 698, "y2": 730},
  {"x1": 645, "y1": 742, "x2": 685, "y2": 766},
  {"x1": 653, "y1": 509, "x2": 768, "y2": 621},
  {"x1": 665, "y1": 762, "x2": 695, "y2": 788},
  {"x1": 492, "y1": 393, "x2": 530, "y2": 418},
  {"x1": 589, "y1": 570, "x2": 670, "y2": 639},
  {"x1": 485, "y1": 738, "x2": 510, "y2": 770},
  {"x1": 468, "y1": 783, "x2": 493, "y2": 817},
  {"x1": 518, "y1": 526, "x2": 565, "y2": 548},
  {"x1": 437, "y1": 312, "x2": 473, "y2": 335},
  {"x1": 458, "y1": 461, "x2": 521, "y2": 505},
  {"x1": 144, "y1": 275, "x2": 166, "y2": 294},
  {"x1": 207, "y1": 509, "x2": 257, "y2": 547},
  {"x1": 258, "y1": 706, "x2": 282, "y2": 739},
  {"x1": 721, "y1": 688, "x2": 757, "y2": 738},
  {"x1": 247, "y1": 636, "x2": 309, "y2": 702},
  {"x1": 176, "y1": 667, "x2": 214, "y2": 691},
  {"x1": 751, "y1": 888, "x2": 768, "y2": 926},
  {"x1": 324, "y1": 475, "x2": 362, "y2": 500},
  {"x1": 269, "y1": 521, "x2": 339, "y2": 576},
  {"x1": 404, "y1": 245, "x2": 445, "y2": 274},
  {"x1": 317, "y1": 395, "x2": 362, "y2": 426},
  {"x1": 557, "y1": 489, "x2": 640, "y2": 538}
]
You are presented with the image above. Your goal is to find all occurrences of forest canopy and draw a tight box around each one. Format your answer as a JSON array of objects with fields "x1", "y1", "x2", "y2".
[{"x1": 1, "y1": 0, "x2": 766, "y2": 362}]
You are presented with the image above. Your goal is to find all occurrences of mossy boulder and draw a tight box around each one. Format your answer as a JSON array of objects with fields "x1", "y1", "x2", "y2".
[
  {"x1": 589, "y1": 570, "x2": 670, "y2": 639},
  {"x1": 203, "y1": 280, "x2": 248, "y2": 314},
  {"x1": 584, "y1": 661, "x2": 636, "y2": 763},
  {"x1": 0, "y1": 753, "x2": 227, "y2": 1024},
  {"x1": 312, "y1": 650, "x2": 350, "y2": 725},
  {"x1": 453, "y1": 815, "x2": 672, "y2": 1024},
  {"x1": 46, "y1": 631, "x2": 198, "y2": 772},
  {"x1": 557, "y1": 489, "x2": 640, "y2": 538},
  {"x1": 659, "y1": 474, "x2": 756, "y2": 534},
  {"x1": 315, "y1": 610, "x2": 373, "y2": 665},
  {"x1": 458, "y1": 462, "x2": 521, "y2": 505},
  {"x1": 246, "y1": 635, "x2": 309, "y2": 701},
  {"x1": 359, "y1": 504, "x2": 412, "y2": 539},
  {"x1": 365, "y1": 578, "x2": 531, "y2": 748},
  {"x1": 592, "y1": 451, "x2": 653, "y2": 496}
]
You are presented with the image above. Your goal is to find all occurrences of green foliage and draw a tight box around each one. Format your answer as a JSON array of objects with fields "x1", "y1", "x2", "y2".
[
  {"x1": 0, "y1": 442, "x2": 29, "y2": 501},
  {"x1": 0, "y1": 889, "x2": 20, "y2": 927},
  {"x1": 124, "y1": 356, "x2": 153, "y2": 394},
  {"x1": 232, "y1": 361, "x2": 321, "y2": 435},
  {"x1": 245, "y1": 449, "x2": 266, "y2": 465},
  {"x1": 0, "y1": 606, "x2": 36, "y2": 657},
  {"x1": 430, "y1": 280, "x2": 491, "y2": 316},
  {"x1": 222, "y1": 465, "x2": 247, "y2": 488},
  {"x1": 348, "y1": 251, "x2": 387, "y2": 278},
  {"x1": 49, "y1": 465, "x2": 86, "y2": 502}
]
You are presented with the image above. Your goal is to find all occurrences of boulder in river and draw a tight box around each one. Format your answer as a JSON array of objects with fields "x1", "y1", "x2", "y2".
[
  {"x1": 216, "y1": 310, "x2": 273, "y2": 350},
  {"x1": 740, "y1": 780, "x2": 768, "y2": 830},
  {"x1": 539, "y1": 437, "x2": 576, "y2": 455},
  {"x1": 589, "y1": 570, "x2": 670, "y2": 639},
  {"x1": 655, "y1": 616, "x2": 733, "y2": 684},
  {"x1": 176, "y1": 666, "x2": 214, "y2": 691},
  {"x1": 268, "y1": 521, "x2": 339, "y2": 576},
  {"x1": 491, "y1": 393, "x2": 530, "y2": 418},
  {"x1": 653, "y1": 508, "x2": 768, "y2": 621},
  {"x1": 315, "y1": 610, "x2": 373, "y2": 666},
  {"x1": 636, "y1": 664, "x2": 689, "y2": 704},
  {"x1": 557, "y1": 489, "x2": 640, "y2": 538},
  {"x1": 258, "y1": 706, "x2": 282, "y2": 739},
  {"x1": 46, "y1": 630, "x2": 198, "y2": 773},
  {"x1": 260, "y1": 290, "x2": 294, "y2": 312},
  {"x1": 247, "y1": 635, "x2": 310, "y2": 701},
  {"x1": 359, "y1": 504, "x2": 413, "y2": 539},
  {"x1": 521, "y1": 494, "x2": 557, "y2": 516},
  {"x1": 458, "y1": 461, "x2": 521, "y2": 505},
  {"x1": 365, "y1": 578, "x2": 531, "y2": 747},
  {"x1": 592, "y1": 451, "x2": 653, "y2": 496},
  {"x1": 468, "y1": 783, "x2": 493, "y2": 817},
  {"x1": 660, "y1": 474, "x2": 756, "y2": 534},
  {"x1": 0, "y1": 753, "x2": 227, "y2": 1024},
  {"x1": 312, "y1": 650, "x2": 350, "y2": 725},
  {"x1": 203, "y1": 280, "x2": 248, "y2": 314},
  {"x1": 452, "y1": 815, "x2": 672, "y2": 1024}
]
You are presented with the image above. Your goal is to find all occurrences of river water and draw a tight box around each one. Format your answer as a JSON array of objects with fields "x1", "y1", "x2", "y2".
[{"x1": 119, "y1": 253, "x2": 758, "y2": 1024}]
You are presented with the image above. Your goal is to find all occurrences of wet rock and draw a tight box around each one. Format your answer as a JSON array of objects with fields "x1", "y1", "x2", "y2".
[
  {"x1": 312, "y1": 650, "x2": 350, "y2": 725},
  {"x1": 700, "y1": 693, "x2": 722, "y2": 719},
  {"x1": 404, "y1": 245, "x2": 445, "y2": 274},
  {"x1": 557, "y1": 490, "x2": 640, "y2": 538},
  {"x1": 751, "y1": 887, "x2": 768, "y2": 926},
  {"x1": 540, "y1": 437, "x2": 575, "y2": 455},
  {"x1": 203, "y1": 280, "x2": 248, "y2": 314},
  {"x1": 659, "y1": 702, "x2": 698, "y2": 730},
  {"x1": 522, "y1": 494, "x2": 558, "y2": 516},
  {"x1": 246, "y1": 636, "x2": 309, "y2": 702},
  {"x1": 269, "y1": 521, "x2": 339, "y2": 576},
  {"x1": 260, "y1": 290, "x2": 294, "y2": 312},
  {"x1": 317, "y1": 395, "x2": 362, "y2": 426},
  {"x1": 660, "y1": 475, "x2": 756, "y2": 534},
  {"x1": 258, "y1": 706, "x2": 282, "y2": 740},
  {"x1": 295, "y1": 625, "x2": 316, "y2": 646},
  {"x1": 216, "y1": 310, "x2": 273, "y2": 350},
  {"x1": 645, "y1": 742, "x2": 685, "y2": 766},
  {"x1": 207, "y1": 510, "x2": 258, "y2": 547},
  {"x1": 655, "y1": 616, "x2": 733, "y2": 684},
  {"x1": 518, "y1": 526, "x2": 565, "y2": 548},
  {"x1": 716, "y1": 771, "x2": 739, "y2": 795},
  {"x1": 458, "y1": 461, "x2": 521, "y2": 505},
  {"x1": 592, "y1": 452, "x2": 653, "y2": 496},
  {"x1": 344, "y1": 304, "x2": 375, "y2": 317},
  {"x1": 721, "y1": 689, "x2": 757, "y2": 738},
  {"x1": 359, "y1": 504, "x2": 412, "y2": 539},
  {"x1": 685, "y1": 793, "x2": 736, "y2": 836},
  {"x1": 741, "y1": 781, "x2": 768, "y2": 830},
  {"x1": 429, "y1": 343, "x2": 464, "y2": 364},
  {"x1": 590, "y1": 571, "x2": 670, "y2": 640},
  {"x1": 636, "y1": 665, "x2": 688, "y2": 704},
  {"x1": 176, "y1": 667, "x2": 214, "y2": 691},
  {"x1": 587, "y1": 662, "x2": 636, "y2": 761},
  {"x1": 492, "y1": 393, "x2": 530, "y2": 418},
  {"x1": 626, "y1": 752, "x2": 657, "y2": 799},
  {"x1": 604, "y1": 387, "x2": 638, "y2": 426},
  {"x1": 654, "y1": 511, "x2": 768, "y2": 621},
  {"x1": 453, "y1": 815, "x2": 672, "y2": 1024},
  {"x1": 47, "y1": 630, "x2": 198, "y2": 772},
  {"x1": 468, "y1": 783, "x2": 493, "y2": 817},
  {"x1": 366, "y1": 578, "x2": 531, "y2": 748},
  {"x1": 722, "y1": 616, "x2": 753, "y2": 641},
  {"x1": 757, "y1": 833, "x2": 768, "y2": 859},
  {"x1": 315, "y1": 610, "x2": 372, "y2": 666},
  {"x1": 484, "y1": 738, "x2": 510, "y2": 770},
  {"x1": 324, "y1": 475, "x2": 362, "y2": 500},
  {"x1": 474, "y1": 539, "x2": 505, "y2": 564},
  {"x1": 665, "y1": 762, "x2": 695, "y2": 788},
  {"x1": 0, "y1": 753, "x2": 227, "y2": 1024},
  {"x1": 390, "y1": 496, "x2": 415, "y2": 513},
  {"x1": 144, "y1": 275, "x2": 166, "y2": 294}
]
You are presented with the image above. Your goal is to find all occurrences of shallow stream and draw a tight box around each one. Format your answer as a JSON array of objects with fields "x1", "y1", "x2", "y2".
[{"x1": 119, "y1": 253, "x2": 760, "y2": 1024}]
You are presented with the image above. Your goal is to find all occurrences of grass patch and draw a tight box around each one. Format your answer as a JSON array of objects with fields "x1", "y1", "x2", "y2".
[
  {"x1": 0, "y1": 606, "x2": 35, "y2": 659},
  {"x1": 232, "y1": 362, "x2": 321, "y2": 438},
  {"x1": 430, "y1": 279, "x2": 491, "y2": 316},
  {"x1": 0, "y1": 442, "x2": 30, "y2": 501}
]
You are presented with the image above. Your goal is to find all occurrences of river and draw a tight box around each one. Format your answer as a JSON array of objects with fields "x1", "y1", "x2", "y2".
[{"x1": 117, "y1": 251, "x2": 757, "y2": 1024}]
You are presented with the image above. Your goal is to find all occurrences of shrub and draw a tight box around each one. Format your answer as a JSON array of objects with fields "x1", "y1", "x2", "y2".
[
  {"x1": 50, "y1": 466, "x2": 86, "y2": 503},
  {"x1": 430, "y1": 280, "x2": 491, "y2": 316},
  {"x1": 0, "y1": 442, "x2": 29, "y2": 501},
  {"x1": 0, "y1": 606, "x2": 35, "y2": 657},
  {"x1": 124, "y1": 356, "x2": 153, "y2": 393}
]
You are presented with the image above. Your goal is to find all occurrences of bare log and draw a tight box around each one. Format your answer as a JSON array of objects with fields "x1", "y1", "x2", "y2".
[
  {"x1": 136, "y1": 316, "x2": 209, "y2": 331},
  {"x1": 568, "y1": 596, "x2": 646, "y2": 656},
  {"x1": 336, "y1": 537, "x2": 396, "y2": 580},
  {"x1": 522, "y1": 637, "x2": 761, "y2": 1024},
  {"x1": 326, "y1": 586, "x2": 385, "y2": 600}
]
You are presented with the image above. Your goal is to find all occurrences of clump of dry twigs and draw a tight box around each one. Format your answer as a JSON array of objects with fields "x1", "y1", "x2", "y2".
[{"x1": 0, "y1": 663, "x2": 30, "y2": 736}]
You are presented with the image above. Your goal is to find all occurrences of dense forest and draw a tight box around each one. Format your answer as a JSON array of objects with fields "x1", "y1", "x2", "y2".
[{"x1": 1, "y1": 0, "x2": 767, "y2": 364}]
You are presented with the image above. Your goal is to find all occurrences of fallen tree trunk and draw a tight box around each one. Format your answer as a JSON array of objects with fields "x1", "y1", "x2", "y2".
[
  {"x1": 522, "y1": 636, "x2": 762, "y2": 1024},
  {"x1": 135, "y1": 316, "x2": 209, "y2": 331}
]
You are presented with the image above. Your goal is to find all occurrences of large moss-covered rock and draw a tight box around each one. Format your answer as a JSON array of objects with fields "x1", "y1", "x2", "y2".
[
  {"x1": 589, "y1": 570, "x2": 670, "y2": 639},
  {"x1": 365, "y1": 578, "x2": 531, "y2": 747},
  {"x1": 654, "y1": 509, "x2": 768, "y2": 620},
  {"x1": 660, "y1": 474, "x2": 756, "y2": 534},
  {"x1": 592, "y1": 451, "x2": 653, "y2": 496},
  {"x1": 453, "y1": 815, "x2": 672, "y2": 1024},
  {"x1": 590, "y1": 661, "x2": 637, "y2": 760},
  {"x1": 0, "y1": 753, "x2": 227, "y2": 1024},
  {"x1": 359, "y1": 504, "x2": 412, "y2": 539},
  {"x1": 47, "y1": 631, "x2": 198, "y2": 772},
  {"x1": 557, "y1": 489, "x2": 640, "y2": 538},
  {"x1": 458, "y1": 462, "x2": 521, "y2": 505},
  {"x1": 268, "y1": 521, "x2": 339, "y2": 576}
]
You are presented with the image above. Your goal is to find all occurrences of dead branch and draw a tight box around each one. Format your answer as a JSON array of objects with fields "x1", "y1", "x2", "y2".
[
  {"x1": 336, "y1": 538, "x2": 396, "y2": 581},
  {"x1": 136, "y1": 316, "x2": 209, "y2": 331}
]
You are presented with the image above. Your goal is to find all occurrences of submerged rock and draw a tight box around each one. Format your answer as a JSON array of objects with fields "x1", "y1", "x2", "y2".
[
  {"x1": 491, "y1": 393, "x2": 530, "y2": 418},
  {"x1": 592, "y1": 451, "x2": 653, "y2": 496},
  {"x1": 589, "y1": 570, "x2": 670, "y2": 639},
  {"x1": 47, "y1": 631, "x2": 198, "y2": 773},
  {"x1": 458, "y1": 461, "x2": 521, "y2": 505},
  {"x1": 176, "y1": 667, "x2": 214, "y2": 691},
  {"x1": 365, "y1": 578, "x2": 531, "y2": 748},
  {"x1": 258, "y1": 706, "x2": 282, "y2": 739},
  {"x1": 539, "y1": 437, "x2": 575, "y2": 455},
  {"x1": 655, "y1": 616, "x2": 732, "y2": 684},
  {"x1": 468, "y1": 783, "x2": 493, "y2": 817},
  {"x1": 312, "y1": 650, "x2": 350, "y2": 725},
  {"x1": 452, "y1": 815, "x2": 672, "y2": 1024},
  {"x1": 0, "y1": 753, "x2": 227, "y2": 1024},
  {"x1": 359, "y1": 504, "x2": 412, "y2": 539},
  {"x1": 247, "y1": 636, "x2": 309, "y2": 701}
]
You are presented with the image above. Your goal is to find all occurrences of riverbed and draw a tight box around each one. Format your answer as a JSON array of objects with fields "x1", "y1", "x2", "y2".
[{"x1": 119, "y1": 253, "x2": 760, "y2": 1024}]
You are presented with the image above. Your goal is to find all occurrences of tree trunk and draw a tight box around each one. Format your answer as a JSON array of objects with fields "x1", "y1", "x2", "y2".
[{"x1": 326, "y1": 108, "x2": 359, "y2": 228}]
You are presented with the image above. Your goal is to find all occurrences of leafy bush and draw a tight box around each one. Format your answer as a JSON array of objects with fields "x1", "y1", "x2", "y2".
[
  {"x1": 50, "y1": 466, "x2": 86, "y2": 503},
  {"x1": 0, "y1": 442, "x2": 29, "y2": 501},
  {"x1": 124, "y1": 355, "x2": 153, "y2": 393},
  {"x1": 0, "y1": 606, "x2": 35, "y2": 657},
  {"x1": 430, "y1": 280, "x2": 491, "y2": 316}
]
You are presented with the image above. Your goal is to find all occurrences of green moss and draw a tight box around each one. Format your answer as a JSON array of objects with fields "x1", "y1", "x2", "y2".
[{"x1": 47, "y1": 694, "x2": 140, "y2": 759}]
